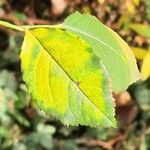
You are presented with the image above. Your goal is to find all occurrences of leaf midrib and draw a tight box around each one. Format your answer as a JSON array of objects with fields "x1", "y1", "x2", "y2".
[
  {"x1": 63, "y1": 24, "x2": 131, "y2": 90},
  {"x1": 28, "y1": 30, "x2": 115, "y2": 126}
]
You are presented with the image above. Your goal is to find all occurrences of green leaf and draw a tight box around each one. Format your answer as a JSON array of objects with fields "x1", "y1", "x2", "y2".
[
  {"x1": 20, "y1": 29, "x2": 116, "y2": 127},
  {"x1": 144, "y1": 0, "x2": 150, "y2": 19},
  {"x1": 140, "y1": 136, "x2": 147, "y2": 150},
  {"x1": 37, "y1": 123, "x2": 56, "y2": 135},
  {"x1": 129, "y1": 23, "x2": 150, "y2": 38},
  {"x1": 39, "y1": 133, "x2": 53, "y2": 149},
  {"x1": 63, "y1": 12, "x2": 140, "y2": 91}
]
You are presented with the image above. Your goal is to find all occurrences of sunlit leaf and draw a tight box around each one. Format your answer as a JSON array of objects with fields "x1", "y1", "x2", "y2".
[
  {"x1": 130, "y1": 23, "x2": 150, "y2": 38},
  {"x1": 63, "y1": 12, "x2": 140, "y2": 91},
  {"x1": 132, "y1": 0, "x2": 140, "y2": 6},
  {"x1": 131, "y1": 47, "x2": 148, "y2": 60},
  {"x1": 141, "y1": 51, "x2": 150, "y2": 79},
  {"x1": 144, "y1": 0, "x2": 150, "y2": 19},
  {"x1": 20, "y1": 29, "x2": 116, "y2": 127}
]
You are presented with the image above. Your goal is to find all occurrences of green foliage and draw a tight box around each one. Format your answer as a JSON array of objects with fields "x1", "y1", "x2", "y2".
[
  {"x1": 20, "y1": 12, "x2": 140, "y2": 127},
  {"x1": 0, "y1": 32, "x2": 22, "y2": 68},
  {"x1": 129, "y1": 23, "x2": 150, "y2": 38},
  {"x1": 0, "y1": 1, "x2": 150, "y2": 149},
  {"x1": 22, "y1": 123, "x2": 55, "y2": 150},
  {"x1": 129, "y1": 23, "x2": 150, "y2": 80},
  {"x1": 63, "y1": 12, "x2": 140, "y2": 91},
  {"x1": 144, "y1": 0, "x2": 150, "y2": 19},
  {"x1": 21, "y1": 29, "x2": 116, "y2": 127},
  {"x1": 0, "y1": 12, "x2": 141, "y2": 127},
  {"x1": 134, "y1": 79, "x2": 150, "y2": 113},
  {"x1": 0, "y1": 69, "x2": 56, "y2": 150},
  {"x1": 131, "y1": 46, "x2": 150, "y2": 79}
]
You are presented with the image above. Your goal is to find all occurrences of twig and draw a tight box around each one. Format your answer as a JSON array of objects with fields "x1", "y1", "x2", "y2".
[
  {"x1": 76, "y1": 127, "x2": 130, "y2": 150},
  {"x1": 0, "y1": 13, "x2": 21, "y2": 25},
  {"x1": 0, "y1": 12, "x2": 51, "y2": 26},
  {"x1": 76, "y1": 138, "x2": 113, "y2": 150}
]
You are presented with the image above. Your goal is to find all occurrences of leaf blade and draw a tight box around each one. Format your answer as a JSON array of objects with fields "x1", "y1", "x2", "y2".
[
  {"x1": 20, "y1": 29, "x2": 116, "y2": 127},
  {"x1": 141, "y1": 51, "x2": 150, "y2": 80},
  {"x1": 63, "y1": 12, "x2": 141, "y2": 91},
  {"x1": 131, "y1": 47, "x2": 148, "y2": 60},
  {"x1": 129, "y1": 23, "x2": 150, "y2": 38}
]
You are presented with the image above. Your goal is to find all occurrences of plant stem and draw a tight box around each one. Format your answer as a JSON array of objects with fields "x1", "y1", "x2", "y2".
[
  {"x1": 0, "y1": 20, "x2": 24, "y2": 31},
  {"x1": 21, "y1": 24, "x2": 63, "y2": 29},
  {"x1": 0, "y1": 20, "x2": 63, "y2": 31}
]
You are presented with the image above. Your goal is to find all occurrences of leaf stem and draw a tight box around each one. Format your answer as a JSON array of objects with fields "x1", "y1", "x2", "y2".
[
  {"x1": 0, "y1": 20, "x2": 24, "y2": 31},
  {"x1": 0, "y1": 20, "x2": 63, "y2": 31},
  {"x1": 22, "y1": 24, "x2": 63, "y2": 29}
]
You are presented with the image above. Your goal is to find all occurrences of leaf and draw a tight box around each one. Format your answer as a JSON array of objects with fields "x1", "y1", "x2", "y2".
[
  {"x1": 63, "y1": 12, "x2": 140, "y2": 91},
  {"x1": 39, "y1": 134, "x2": 53, "y2": 149},
  {"x1": 141, "y1": 50, "x2": 150, "y2": 80},
  {"x1": 132, "y1": 0, "x2": 140, "y2": 6},
  {"x1": 20, "y1": 29, "x2": 116, "y2": 127},
  {"x1": 144, "y1": 0, "x2": 150, "y2": 20},
  {"x1": 129, "y1": 23, "x2": 150, "y2": 38},
  {"x1": 140, "y1": 136, "x2": 147, "y2": 150},
  {"x1": 37, "y1": 123, "x2": 56, "y2": 135},
  {"x1": 131, "y1": 47, "x2": 148, "y2": 60},
  {"x1": 134, "y1": 81, "x2": 150, "y2": 111}
]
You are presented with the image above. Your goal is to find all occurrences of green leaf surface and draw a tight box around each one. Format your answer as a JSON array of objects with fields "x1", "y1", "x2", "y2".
[
  {"x1": 129, "y1": 23, "x2": 150, "y2": 38},
  {"x1": 63, "y1": 12, "x2": 141, "y2": 91},
  {"x1": 20, "y1": 29, "x2": 116, "y2": 127}
]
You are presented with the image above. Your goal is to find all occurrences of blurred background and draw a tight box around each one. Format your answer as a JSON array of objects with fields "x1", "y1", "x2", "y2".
[{"x1": 0, "y1": 0, "x2": 150, "y2": 149}]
